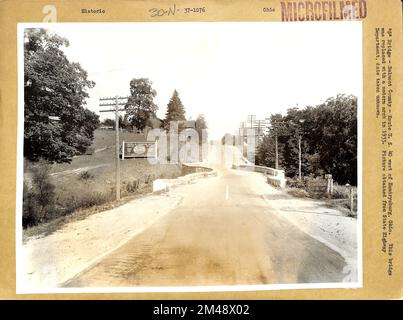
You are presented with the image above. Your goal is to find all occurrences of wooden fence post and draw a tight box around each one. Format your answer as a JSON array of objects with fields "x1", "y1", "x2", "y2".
[
  {"x1": 325, "y1": 174, "x2": 332, "y2": 195},
  {"x1": 350, "y1": 186, "x2": 354, "y2": 214},
  {"x1": 346, "y1": 183, "x2": 354, "y2": 214}
]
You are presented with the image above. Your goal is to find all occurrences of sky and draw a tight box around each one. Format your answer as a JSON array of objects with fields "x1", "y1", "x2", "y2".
[{"x1": 39, "y1": 22, "x2": 362, "y2": 139}]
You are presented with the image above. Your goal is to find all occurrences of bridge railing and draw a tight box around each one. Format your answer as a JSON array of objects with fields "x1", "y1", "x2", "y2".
[{"x1": 231, "y1": 164, "x2": 286, "y2": 188}]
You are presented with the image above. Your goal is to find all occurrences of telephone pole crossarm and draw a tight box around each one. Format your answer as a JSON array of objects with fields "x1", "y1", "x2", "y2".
[
  {"x1": 99, "y1": 109, "x2": 125, "y2": 112},
  {"x1": 98, "y1": 95, "x2": 130, "y2": 201},
  {"x1": 100, "y1": 96, "x2": 130, "y2": 101}
]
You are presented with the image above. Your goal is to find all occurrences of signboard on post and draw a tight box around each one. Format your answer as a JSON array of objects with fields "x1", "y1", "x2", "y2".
[{"x1": 121, "y1": 141, "x2": 157, "y2": 159}]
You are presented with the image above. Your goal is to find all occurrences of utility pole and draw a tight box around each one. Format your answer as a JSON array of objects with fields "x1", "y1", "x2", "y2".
[
  {"x1": 275, "y1": 133, "x2": 279, "y2": 170},
  {"x1": 247, "y1": 115, "x2": 256, "y2": 130},
  {"x1": 298, "y1": 134, "x2": 302, "y2": 181},
  {"x1": 99, "y1": 95, "x2": 129, "y2": 201},
  {"x1": 270, "y1": 119, "x2": 284, "y2": 171},
  {"x1": 253, "y1": 119, "x2": 266, "y2": 146},
  {"x1": 298, "y1": 118, "x2": 305, "y2": 180}
]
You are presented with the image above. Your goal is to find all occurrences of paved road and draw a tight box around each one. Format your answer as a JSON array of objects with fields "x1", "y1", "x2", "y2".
[{"x1": 64, "y1": 160, "x2": 346, "y2": 287}]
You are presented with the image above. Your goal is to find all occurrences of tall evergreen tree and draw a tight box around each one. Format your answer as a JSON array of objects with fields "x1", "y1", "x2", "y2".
[{"x1": 164, "y1": 90, "x2": 186, "y2": 131}]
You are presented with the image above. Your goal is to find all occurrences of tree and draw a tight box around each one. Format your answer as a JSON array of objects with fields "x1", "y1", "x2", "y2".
[
  {"x1": 117, "y1": 114, "x2": 130, "y2": 130},
  {"x1": 101, "y1": 118, "x2": 115, "y2": 128},
  {"x1": 74, "y1": 108, "x2": 100, "y2": 154},
  {"x1": 125, "y1": 78, "x2": 158, "y2": 131},
  {"x1": 314, "y1": 95, "x2": 357, "y2": 184},
  {"x1": 256, "y1": 94, "x2": 357, "y2": 185},
  {"x1": 164, "y1": 90, "x2": 186, "y2": 131},
  {"x1": 256, "y1": 113, "x2": 287, "y2": 169},
  {"x1": 195, "y1": 114, "x2": 208, "y2": 143},
  {"x1": 24, "y1": 28, "x2": 98, "y2": 162},
  {"x1": 221, "y1": 133, "x2": 235, "y2": 145},
  {"x1": 256, "y1": 134, "x2": 277, "y2": 168}
]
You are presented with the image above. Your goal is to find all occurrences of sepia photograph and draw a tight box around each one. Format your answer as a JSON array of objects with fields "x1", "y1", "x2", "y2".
[{"x1": 17, "y1": 22, "x2": 362, "y2": 293}]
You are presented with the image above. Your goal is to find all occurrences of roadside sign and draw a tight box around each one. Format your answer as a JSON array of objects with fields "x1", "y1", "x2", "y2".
[{"x1": 121, "y1": 141, "x2": 157, "y2": 159}]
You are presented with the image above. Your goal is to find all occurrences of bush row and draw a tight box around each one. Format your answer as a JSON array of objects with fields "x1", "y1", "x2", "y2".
[{"x1": 23, "y1": 167, "x2": 180, "y2": 228}]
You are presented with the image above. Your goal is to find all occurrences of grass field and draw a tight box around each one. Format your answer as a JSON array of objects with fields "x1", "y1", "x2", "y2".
[{"x1": 23, "y1": 129, "x2": 183, "y2": 229}]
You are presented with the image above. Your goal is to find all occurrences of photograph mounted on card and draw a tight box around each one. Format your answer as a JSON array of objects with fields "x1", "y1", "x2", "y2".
[{"x1": 0, "y1": 0, "x2": 401, "y2": 300}]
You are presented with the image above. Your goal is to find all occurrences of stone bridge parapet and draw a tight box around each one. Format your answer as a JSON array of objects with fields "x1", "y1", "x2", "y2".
[{"x1": 232, "y1": 164, "x2": 286, "y2": 188}]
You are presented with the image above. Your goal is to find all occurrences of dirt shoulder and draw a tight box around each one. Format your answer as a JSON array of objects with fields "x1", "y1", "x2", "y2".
[
  {"x1": 262, "y1": 188, "x2": 358, "y2": 282},
  {"x1": 20, "y1": 192, "x2": 182, "y2": 292},
  {"x1": 235, "y1": 169, "x2": 358, "y2": 283}
]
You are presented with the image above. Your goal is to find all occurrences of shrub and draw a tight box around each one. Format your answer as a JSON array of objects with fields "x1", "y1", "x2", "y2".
[
  {"x1": 286, "y1": 175, "x2": 332, "y2": 199},
  {"x1": 305, "y1": 176, "x2": 328, "y2": 198},
  {"x1": 76, "y1": 192, "x2": 110, "y2": 208},
  {"x1": 331, "y1": 184, "x2": 352, "y2": 199},
  {"x1": 287, "y1": 187, "x2": 309, "y2": 198},
  {"x1": 56, "y1": 191, "x2": 114, "y2": 215},
  {"x1": 79, "y1": 170, "x2": 94, "y2": 181},
  {"x1": 23, "y1": 181, "x2": 37, "y2": 227},
  {"x1": 23, "y1": 163, "x2": 55, "y2": 228},
  {"x1": 144, "y1": 174, "x2": 155, "y2": 185},
  {"x1": 286, "y1": 177, "x2": 306, "y2": 189},
  {"x1": 286, "y1": 175, "x2": 358, "y2": 210},
  {"x1": 126, "y1": 179, "x2": 140, "y2": 193}
]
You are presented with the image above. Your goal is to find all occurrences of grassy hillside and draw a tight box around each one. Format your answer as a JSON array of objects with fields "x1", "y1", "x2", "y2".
[
  {"x1": 24, "y1": 129, "x2": 182, "y2": 229},
  {"x1": 47, "y1": 129, "x2": 152, "y2": 173},
  {"x1": 91, "y1": 129, "x2": 150, "y2": 150}
]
